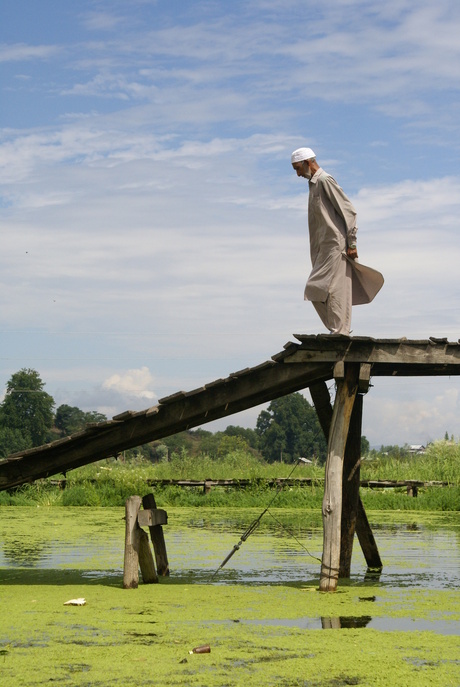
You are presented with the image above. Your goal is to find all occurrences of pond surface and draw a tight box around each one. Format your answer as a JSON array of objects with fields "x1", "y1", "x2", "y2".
[
  {"x1": 1, "y1": 507, "x2": 458, "y2": 591},
  {"x1": 3, "y1": 507, "x2": 459, "y2": 637}
]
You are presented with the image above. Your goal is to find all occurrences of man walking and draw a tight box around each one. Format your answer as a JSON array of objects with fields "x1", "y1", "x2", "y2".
[{"x1": 292, "y1": 147, "x2": 377, "y2": 336}]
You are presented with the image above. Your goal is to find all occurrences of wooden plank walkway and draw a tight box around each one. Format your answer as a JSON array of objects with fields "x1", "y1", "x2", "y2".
[{"x1": 1, "y1": 334, "x2": 459, "y2": 492}]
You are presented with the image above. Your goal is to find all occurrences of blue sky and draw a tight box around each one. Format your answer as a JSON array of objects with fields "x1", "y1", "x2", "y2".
[{"x1": 1, "y1": 0, "x2": 460, "y2": 446}]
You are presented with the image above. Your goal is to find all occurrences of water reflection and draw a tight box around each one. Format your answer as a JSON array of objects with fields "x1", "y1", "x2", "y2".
[
  {"x1": 321, "y1": 616, "x2": 372, "y2": 629},
  {"x1": 0, "y1": 508, "x2": 459, "y2": 592},
  {"x1": 1, "y1": 539, "x2": 50, "y2": 567}
]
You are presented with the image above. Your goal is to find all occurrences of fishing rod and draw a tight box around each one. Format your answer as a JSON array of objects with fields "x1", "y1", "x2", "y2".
[{"x1": 212, "y1": 456, "x2": 311, "y2": 578}]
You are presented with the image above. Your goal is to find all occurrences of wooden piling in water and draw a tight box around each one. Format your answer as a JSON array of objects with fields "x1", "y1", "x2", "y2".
[
  {"x1": 339, "y1": 393, "x2": 362, "y2": 578},
  {"x1": 123, "y1": 495, "x2": 142, "y2": 589},
  {"x1": 319, "y1": 364, "x2": 359, "y2": 592},
  {"x1": 142, "y1": 493, "x2": 170, "y2": 576}
]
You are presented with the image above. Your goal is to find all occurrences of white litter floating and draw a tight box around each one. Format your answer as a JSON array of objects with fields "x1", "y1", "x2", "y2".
[{"x1": 63, "y1": 598, "x2": 86, "y2": 606}]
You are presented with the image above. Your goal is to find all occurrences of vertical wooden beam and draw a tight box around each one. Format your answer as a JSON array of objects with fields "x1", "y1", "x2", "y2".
[
  {"x1": 142, "y1": 493, "x2": 170, "y2": 576},
  {"x1": 355, "y1": 498, "x2": 383, "y2": 570},
  {"x1": 309, "y1": 381, "x2": 332, "y2": 438},
  {"x1": 319, "y1": 364, "x2": 359, "y2": 592},
  {"x1": 310, "y1": 372, "x2": 382, "y2": 578},
  {"x1": 123, "y1": 495, "x2": 142, "y2": 589},
  {"x1": 138, "y1": 528, "x2": 159, "y2": 584},
  {"x1": 339, "y1": 393, "x2": 362, "y2": 578}
]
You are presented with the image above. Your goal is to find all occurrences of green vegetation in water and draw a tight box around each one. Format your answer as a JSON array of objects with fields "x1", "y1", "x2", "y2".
[
  {"x1": 1, "y1": 440, "x2": 459, "y2": 510},
  {"x1": 1, "y1": 577, "x2": 459, "y2": 686},
  {"x1": 1, "y1": 507, "x2": 460, "y2": 686}
]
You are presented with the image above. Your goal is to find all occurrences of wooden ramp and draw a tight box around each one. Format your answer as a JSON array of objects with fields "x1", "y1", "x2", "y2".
[{"x1": 1, "y1": 335, "x2": 459, "y2": 492}]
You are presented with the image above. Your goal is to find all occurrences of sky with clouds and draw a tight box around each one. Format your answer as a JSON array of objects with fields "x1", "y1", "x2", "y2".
[{"x1": 1, "y1": 0, "x2": 460, "y2": 447}]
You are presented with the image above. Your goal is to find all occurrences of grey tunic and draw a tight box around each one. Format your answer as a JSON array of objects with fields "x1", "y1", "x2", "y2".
[{"x1": 304, "y1": 168, "x2": 357, "y2": 303}]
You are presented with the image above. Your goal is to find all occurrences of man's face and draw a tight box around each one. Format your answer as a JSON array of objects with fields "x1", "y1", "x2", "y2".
[{"x1": 292, "y1": 160, "x2": 311, "y2": 178}]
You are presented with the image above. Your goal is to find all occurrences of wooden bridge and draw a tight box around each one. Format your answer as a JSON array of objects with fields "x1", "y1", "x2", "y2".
[{"x1": 1, "y1": 334, "x2": 459, "y2": 590}]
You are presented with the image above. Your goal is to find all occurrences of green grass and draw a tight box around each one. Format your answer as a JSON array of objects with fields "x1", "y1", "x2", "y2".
[{"x1": 1, "y1": 440, "x2": 459, "y2": 509}]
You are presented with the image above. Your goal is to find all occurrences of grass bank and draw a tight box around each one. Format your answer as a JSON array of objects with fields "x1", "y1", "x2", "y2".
[{"x1": 1, "y1": 441, "x2": 459, "y2": 510}]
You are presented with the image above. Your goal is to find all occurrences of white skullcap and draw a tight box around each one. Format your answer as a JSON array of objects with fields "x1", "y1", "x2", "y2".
[{"x1": 291, "y1": 147, "x2": 316, "y2": 163}]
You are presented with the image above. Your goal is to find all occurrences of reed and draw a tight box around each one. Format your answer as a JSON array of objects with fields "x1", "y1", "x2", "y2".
[{"x1": 1, "y1": 440, "x2": 458, "y2": 509}]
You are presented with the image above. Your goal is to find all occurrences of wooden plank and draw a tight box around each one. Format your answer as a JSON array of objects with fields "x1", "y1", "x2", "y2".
[
  {"x1": 142, "y1": 494, "x2": 169, "y2": 576},
  {"x1": 123, "y1": 495, "x2": 142, "y2": 589},
  {"x1": 0, "y1": 360, "x2": 333, "y2": 490},
  {"x1": 281, "y1": 339, "x2": 460, "y2": 368},
  {"x1": 319, "y1": 364, "x2": 359, "y2": 592},
  {"x1": 355, "y1": 497, "x2": 382, "y2": 570},
  {"x1": 358, "y1": 363, "x2": 372, "y2": 394},
  {"x1": 138, "y1": 528, "x2": 158, "y2": 584},
  {"x1": 309, "y1": 379, "x2": 382, "y2": 577},
  {"x1": 309, "y1": 381, "x2": 332, "y2": 439},
  {"x1": 137, "y1": 508, "x2": 168, "y2": 527},
  {"x1": 333, "y1": 361, "x2": 345, "y2": 380},
  {"x1": 339, "y1": 393, "x2": 363, "y2": 578}
]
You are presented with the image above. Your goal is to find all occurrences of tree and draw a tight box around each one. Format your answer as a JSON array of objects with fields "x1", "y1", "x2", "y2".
[
  {"x1": 361, "y1": 435, "x2": 370, "y2": 455},
  {"x1": 0, "y1": 368, "x2": 54, "y2": 448},
  {"x1": 55, "y1": 404, "x2": 107, "y2": 436},
  {"x1": 0, "y1": 427, "x2": 31, "y2": 458},
  {"x1": 256, "y1": 392, "x2": 327, "y2": 463},
  {"x1": 223, "y1": 425, "x2": 259, "y2": 449}
]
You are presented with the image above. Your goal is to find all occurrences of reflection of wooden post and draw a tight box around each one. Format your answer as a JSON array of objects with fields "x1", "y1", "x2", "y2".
[
  {"x1": 321, "y1": 617, "x2": 341, "y2": 629},
  {"x1": 320, "y1": 364, "x2": 358, "y2": 592},
  {"x1": 142, "y1": 493, "x2": 169, "y2": 576},
  {"x1": 123, "y1": 495, "x2": 142, "y2": 589},
  {"x1": 340, "y1": 394, "x2": 362, "y2": 578}
]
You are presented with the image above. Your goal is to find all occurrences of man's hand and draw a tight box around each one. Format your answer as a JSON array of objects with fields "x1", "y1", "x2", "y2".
[{"x1": 347, "y1": 247, "x2": 358, "y2": 260}]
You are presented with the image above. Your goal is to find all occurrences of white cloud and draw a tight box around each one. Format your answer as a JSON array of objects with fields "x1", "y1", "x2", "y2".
[
  {"x1": 1, "y1": 0, "x2": 460, "y2": 446},
  {"x1": 102, "y1": 367, "x2": 156, "y2": 400}
]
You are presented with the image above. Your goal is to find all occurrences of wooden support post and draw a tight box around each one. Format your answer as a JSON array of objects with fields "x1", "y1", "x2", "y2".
[
  {"x1": 123, "y1": 495, "x2": 142, "y2": 589},
  {"x1": 310, "y1": 371, "x2": 383, "y2": 580},
  {"x1": 138, "y1": 528, "x2": 158, "y2": 584},
  {"x1": 355, "y1": 497, "x2": 382, "y2": 570},
  {"x1": 142, "y1": 493, "x2": 170, "y2": 576},
  {"x1": 339, "y1": 393, "x2": 363, "y2": 578},
  {"x1": 320, "y1": 364, "x2": 359, "y2": 592}
]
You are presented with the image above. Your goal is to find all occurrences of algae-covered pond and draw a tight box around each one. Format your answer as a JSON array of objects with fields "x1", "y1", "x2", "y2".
[{"x1": 1, "y1": 507, "x2": 460, "y2": 686}]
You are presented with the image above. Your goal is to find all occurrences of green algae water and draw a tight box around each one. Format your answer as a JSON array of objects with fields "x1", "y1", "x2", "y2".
[{"x1": 1, "y1": 507, "x2": 460, "y2": 686}]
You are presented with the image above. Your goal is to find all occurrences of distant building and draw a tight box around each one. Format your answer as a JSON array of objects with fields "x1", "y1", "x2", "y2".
[{"x1": 409, "y1": 444, "x2": 426, "y2": 455}]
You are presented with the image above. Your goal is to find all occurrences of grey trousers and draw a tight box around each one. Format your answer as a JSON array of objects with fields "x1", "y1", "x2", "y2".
[{"x1": 311, "y1": 257, "x2": 352, "y2": 335}]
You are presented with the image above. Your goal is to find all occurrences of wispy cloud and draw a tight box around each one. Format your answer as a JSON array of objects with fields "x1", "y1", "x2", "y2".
[{"x1": 0, "y1": 43, "x2": 60, "y2": 62}]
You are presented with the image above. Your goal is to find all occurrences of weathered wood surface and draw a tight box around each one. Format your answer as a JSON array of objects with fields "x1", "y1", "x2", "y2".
[
  {"x1": 309, "y1": 377, "x2": 383, "y2": 579},
  {"x1": 355, "y1": 497, "x2": 383, "y2": 570},
  {"x1": 142, "y1": 494, "x2": 169, "y2": 576},
  {"x1": 42, "y1": 476, "x2": 449, "y2": 490},
  {"x1": 339, "y1": 393, "x2": 362, "y2": 578},
  {"x1": 320, "y1": 364, "x2": 359, "y2": 592},
  {"x1": 279, "y1": 335, "x2": 460, "y2": 375},
  {"x1": 2, "y1": 335, "x2": 460, "y2": 492},
  {"x1": 137, "y1": 508, "x2": 168, "y2": 527},
  {"x1": 0, "y1": 359, "x2": 331, "y2": 491},
  {"x1": 123, "y1": 496, "x2": 142, "y2": 589},
  {"x1": 138, "y1": 528, "x2": 158, "y2": 584}
]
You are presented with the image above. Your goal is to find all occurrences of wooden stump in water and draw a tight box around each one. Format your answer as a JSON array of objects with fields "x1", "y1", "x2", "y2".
[
  {"x1": 138, "y1": 527, "x2": 158, "y2": 584},
  {"x1": 142, "y1": 493, "x2": 169, "y2": 576},
  {"x1": 123, "y1": 495, "x2": 142, "y2": 589},
  {"x1": 339, "y1": 393, "x2": 363, "y2": 578},
  {"x1": 319, "y1": 364, "x2": 358, "y2": 592}
]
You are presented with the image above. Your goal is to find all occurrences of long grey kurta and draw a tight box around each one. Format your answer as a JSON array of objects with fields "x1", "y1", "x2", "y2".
[
  {"x1": 304, "y1": 168, "x2": 383, "y2": 334},
  {"x1": 304, "y1": 168, "x2": 357, "y2": 335}
]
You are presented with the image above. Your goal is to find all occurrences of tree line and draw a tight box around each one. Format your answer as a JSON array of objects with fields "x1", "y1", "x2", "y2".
[{"x1": 0, "y1": 368, "x2": 373, "y2": 464}]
